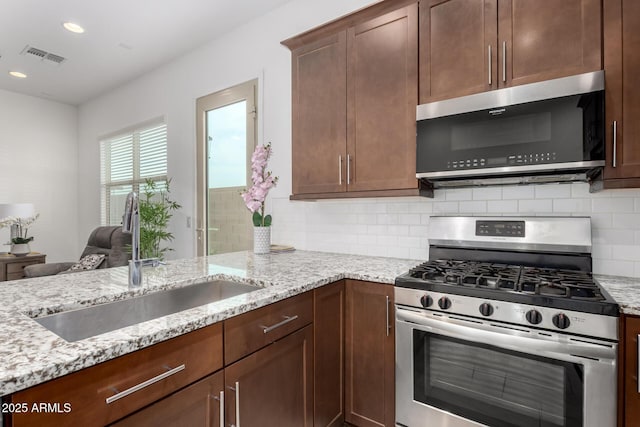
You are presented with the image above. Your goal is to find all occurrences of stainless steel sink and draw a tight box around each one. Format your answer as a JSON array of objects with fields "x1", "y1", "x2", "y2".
[{"x1": 33, "y1": 280, "x2": 259, "y2": 342}]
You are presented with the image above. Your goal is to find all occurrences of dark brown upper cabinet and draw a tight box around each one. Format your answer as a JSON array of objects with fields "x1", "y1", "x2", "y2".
[
  {"x1": 603, "y1": 0, "x2": 640, "y2": 188},
  {"x1": 284, "y1": 1, "x2": 423, "y2": 200},
  {"x1": 420, "y1": 0, "x2": 602, "y2": 103}
]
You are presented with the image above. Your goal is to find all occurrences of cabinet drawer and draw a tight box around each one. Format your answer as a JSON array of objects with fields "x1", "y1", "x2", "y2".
[
  {"x1": 224, "y1": 291, "x2": 313, "y2": 364},
  {"x1": 10, "y1": 323, "x2": 223, "y2": 427},
  {"x1": 7, "y1": 260, "x2": 40, "y2": 274}
]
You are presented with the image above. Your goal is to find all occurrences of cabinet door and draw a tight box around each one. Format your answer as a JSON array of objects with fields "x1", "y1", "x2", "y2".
[
  {"x1": 498, "y1": 0, "x2": 602, "y2": 88},
  {"x1": 110, "y1": 371, "x2": 224, "y2": 427},
  {"x1": 603, "y1": 0, "x2": 640, "y2": 185},
  {"x1": 345, "y1": 280, "x2": 394, "y2": 427},
  {"x1": 291, "y1": 32, "x2": 347, "y2": 195},
  {"x1": 346, "y1": 4, "x2": 418, "y2": 192},
  {"x1": 625, "y1": 316, "x2": 640, "y2": 426},
  {"x1": 419, "y1": 0, "x2": 498, "y2": 103},
  {"x1": 225, "y1": 325, "x2": 313, "y2": 427},
  {"x1": 314, "y1": 281, "x2": 345, "y2": 427}
]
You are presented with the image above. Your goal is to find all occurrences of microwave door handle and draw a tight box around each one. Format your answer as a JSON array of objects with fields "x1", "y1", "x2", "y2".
[
  {"x1": 396, "y1": 308, "x2": 615, "y2": 362},
  {"x1": 613, "y1": 121, "x2": 618, "y2": 168}
]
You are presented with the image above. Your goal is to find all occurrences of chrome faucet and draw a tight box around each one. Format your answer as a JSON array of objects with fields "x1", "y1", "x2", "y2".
[{"x1": 123, "y1": 191, "x2": 142, "y2": 286}]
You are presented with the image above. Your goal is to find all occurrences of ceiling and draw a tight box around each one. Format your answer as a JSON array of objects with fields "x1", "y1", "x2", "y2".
[{"x1": 0, "y1": 0, "x2": 292, "y2": 105}]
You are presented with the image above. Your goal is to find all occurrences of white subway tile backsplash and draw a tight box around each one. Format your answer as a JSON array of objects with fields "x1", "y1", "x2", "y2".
[
  {"x1": 593, "y1": 259, "x2": 635, "y2": 277},
  {"x1": 612, "y1": 245, "x2": 640, "y2": 261},
  {"x1": 273, "y1": 184, "x2": 640, "y2": 277},
  {"x1": 553, "y1": 198, "x2": 591, "y2": 213},
  {"x1": 613, "y1": 213, "x2": 640, "y2": 229},
  {"x1": 472, "y1": 187, "x2": 502, "y2": 200},
  {"x1": 534, "y1": 184, "x2": 571, "y2": 199},
  {"x1": 503, "y1": 186, "x2": 534, "y2": 199},
  {"x1": 459, "y1": 201, "x2": 487, "y2": 213},
  {"x1": 445, "y1": 188, "x2": 473, "y2": 201},
  {"x1": 518, "y1": 199, "x2": 552, "y2": 213},
  {"x1": 487, "y1": 200, "x2": 518, "y2": 213},
  {"x1": 433, "y1": 201, "x2": 459, "y2": 214},
  {"x1": 592, "y1": 197, "x2": 634, "y2": 213},
  {"x1": 593, "y1": 229, "x2": 635, "y2": 245},
  {"x1": 399, "y1": 213, "x2": 421, "y2": 225}
]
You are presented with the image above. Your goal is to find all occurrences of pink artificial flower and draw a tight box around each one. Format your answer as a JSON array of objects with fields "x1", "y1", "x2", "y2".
[{"x1": 241, "y1": 143, "x2": 279, "y2": 216}]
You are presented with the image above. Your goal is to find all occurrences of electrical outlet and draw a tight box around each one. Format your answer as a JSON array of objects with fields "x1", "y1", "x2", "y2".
[{"x1": 186, "y1": 216, "x2": 192, "y2": 228}]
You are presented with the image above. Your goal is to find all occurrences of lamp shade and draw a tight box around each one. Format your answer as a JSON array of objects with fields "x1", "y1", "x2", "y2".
[{"x1": 0, "y1": 203, "x2": 35, "y2": 220}]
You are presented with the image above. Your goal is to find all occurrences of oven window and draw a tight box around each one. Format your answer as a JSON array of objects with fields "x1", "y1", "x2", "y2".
[{"x1": 413, "y1": 330, "x2": 583, "y2": 427}]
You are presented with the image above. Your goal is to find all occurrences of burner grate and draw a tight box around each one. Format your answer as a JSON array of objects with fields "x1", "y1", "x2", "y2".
[{"x1": 408, "y1": 260, "x2": 605, "y2": 302}]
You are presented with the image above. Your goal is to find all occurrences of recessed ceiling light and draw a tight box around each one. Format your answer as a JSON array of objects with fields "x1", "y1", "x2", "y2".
[
  {"x1": 9, "y1": 71, "x2": 27, "y2": 79},
  {"x1": 63, "y1": 22, "x2": 85, "y2": 34}
]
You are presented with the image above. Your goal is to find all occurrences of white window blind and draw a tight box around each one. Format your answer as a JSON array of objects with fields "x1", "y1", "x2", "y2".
[{"x1": 100, "y1": 123, "x2": 167, "y2": 225}]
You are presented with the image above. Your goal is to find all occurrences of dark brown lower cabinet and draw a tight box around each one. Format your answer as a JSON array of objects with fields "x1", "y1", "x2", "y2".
[
  {"x1": 224, "y1": 325, "x2": 314, "y2": 427},
  {"x1": 110, "y1": 371, "x2": 224, "y2": 427},
  {"x1": 623, "y1": 315, "x2": 640, "y2": 426},
  {"x1": 345, "y1": 280, "x2": 395, "y2": 427},
  {"x1": 314, "y1": 280, "x2": 345, "y2": 427}
]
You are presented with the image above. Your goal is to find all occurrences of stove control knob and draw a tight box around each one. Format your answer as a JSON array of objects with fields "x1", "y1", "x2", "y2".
[
  {"x1": 525, "y1": 310, "x2": 542, "y2": 325},
  {"x1": 438, "y1": 297, "x2": 452, "y2": 310},
  {"x1": 552, "y1": 313, "x2": 571, "y2": 329},
  {"x1": 479, "y1": 303, "x2": 494, "y2": 317},
  {"x1": 420, "y1": 294, "x2": 433, "y2": 308}
]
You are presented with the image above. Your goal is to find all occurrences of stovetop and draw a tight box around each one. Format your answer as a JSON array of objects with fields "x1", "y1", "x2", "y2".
[{"x1": 396, "y1": 259, "x2": 619, "y2": 316}]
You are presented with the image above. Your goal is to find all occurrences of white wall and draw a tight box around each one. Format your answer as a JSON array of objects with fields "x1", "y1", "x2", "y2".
[
  {"x1": 0, "y1": 89, "x2": 79, "y2": 262},
  {"x1": 77, "y1": 0, "x2": 640, "y2": 278},
  {"x1": 77, "y1": 0, "x2": 379, "y2": 258}
]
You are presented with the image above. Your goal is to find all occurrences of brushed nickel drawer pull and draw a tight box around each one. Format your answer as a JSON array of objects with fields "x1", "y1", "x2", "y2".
[
  {"x1": 339, "y1": 155, "x2": 343, "y2": 185},
  {"x1": 105, "y1": 364, "x2": 185, "y2": 404},
  {"x1": 213, "y1": 390, "x2": 224, "y2": 427},
  {"x1": 488, "y1": 45, "x2": 492, "y2": 85},
  {"x1": 386, "y1": 295, "x2": 391, "y2": 337},
  {"x1": 261, "y1": 315, "x2": 299, "y2": 334},
  {"x1": 228, "y1": 382, "x2": 240, "y2": 427}
]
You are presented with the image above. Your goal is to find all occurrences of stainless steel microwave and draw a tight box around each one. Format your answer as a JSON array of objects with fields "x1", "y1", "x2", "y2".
[{"x1": 416, "y1": 71, "x2": 605, "y2": 186}]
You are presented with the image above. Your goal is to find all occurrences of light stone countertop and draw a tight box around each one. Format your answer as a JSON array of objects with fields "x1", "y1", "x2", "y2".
[
  {"x1": 0, "y1": 250, "x2": 419, "y2": 397},
  {"x1": 1, "y1": 249, "x2": 639, "y2": 398},
  {"x1": 596, "y1": 275, "x2": 640, "y2": 317}
]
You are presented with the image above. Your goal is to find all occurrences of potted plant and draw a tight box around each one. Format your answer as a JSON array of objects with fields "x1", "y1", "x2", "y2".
[
  {"x1": 241, "y1": 143, "x2": 278, "y2": 254},
  {"x1": 9, "y1": 214, "x2": 39, "y2": 256},
  {"x1": 139, "y1": 179, "x2": 181, "y2": 260}
]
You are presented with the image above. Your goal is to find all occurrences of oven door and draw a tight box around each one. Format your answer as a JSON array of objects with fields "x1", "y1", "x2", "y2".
[{"x1": 395, "y1": 306, "x2": 617, "y2": 427}]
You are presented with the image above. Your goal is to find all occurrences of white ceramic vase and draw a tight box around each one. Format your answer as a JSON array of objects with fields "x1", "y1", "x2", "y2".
[
  {"x1": 11, "y1": 243, "x2": 30, "y2": 256},
  {"x1": 253, "y1": 227, "x2": 271, "y2": 254}
]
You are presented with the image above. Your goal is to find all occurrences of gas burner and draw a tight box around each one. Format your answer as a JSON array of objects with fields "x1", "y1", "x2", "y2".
[{"x1": 407, "y1": 260, "x2": 607, "y2": 302}]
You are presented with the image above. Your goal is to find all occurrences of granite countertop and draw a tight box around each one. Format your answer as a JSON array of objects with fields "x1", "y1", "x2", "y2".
[
  {"x1": 1, "y1": 249, "x2": 639, "y2": 398},
  {"x1": 597, "y1": 275, "x2": 640, "y2": 316},
  {"x1": 0, "y1": 250, "x2": 418, "y2": 397}
]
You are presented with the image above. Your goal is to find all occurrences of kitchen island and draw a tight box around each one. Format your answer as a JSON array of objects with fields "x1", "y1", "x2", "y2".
[{"x1": 1, "y1": 249, "x2": 639, "y2": 426}]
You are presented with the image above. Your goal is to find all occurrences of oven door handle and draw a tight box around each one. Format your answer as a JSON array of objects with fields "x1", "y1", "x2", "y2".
[{"x1": 396, "y1": 308, "x2": 616, "y2": 362}]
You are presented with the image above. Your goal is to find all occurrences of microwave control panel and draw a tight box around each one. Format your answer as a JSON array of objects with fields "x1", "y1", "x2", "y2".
[{"x1": 448, "y1": 152, "x2": 557, "y2": 170}]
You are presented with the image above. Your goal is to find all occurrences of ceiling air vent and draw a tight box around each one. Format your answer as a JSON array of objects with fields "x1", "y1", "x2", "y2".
[{"x1": 21, "y1": 45, "x2": 66, "y2": 64}]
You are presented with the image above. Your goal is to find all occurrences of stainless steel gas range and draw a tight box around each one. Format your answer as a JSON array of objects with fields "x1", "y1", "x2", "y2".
[{"x1": 395, "y1": 216, "x2": 619, "y2": 427}]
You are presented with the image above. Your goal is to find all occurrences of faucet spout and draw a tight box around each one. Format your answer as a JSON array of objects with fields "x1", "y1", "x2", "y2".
[{"x1": 123, "y1": 192, "x2": 142, "y2": 286}]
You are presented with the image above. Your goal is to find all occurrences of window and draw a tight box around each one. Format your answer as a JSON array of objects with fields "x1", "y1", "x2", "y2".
[{"x1": 100, "y1": 122, "x2": 167, "y2": 225}]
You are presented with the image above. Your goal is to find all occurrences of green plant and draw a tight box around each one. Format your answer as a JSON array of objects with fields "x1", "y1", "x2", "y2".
[{"x1": 139, "y1": 178, "x2": 181, "y2": 260}]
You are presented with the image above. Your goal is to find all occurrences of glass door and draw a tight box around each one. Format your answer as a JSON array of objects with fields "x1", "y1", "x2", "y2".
[{"x1": 196, "y1": 80, "x2": 257, "y2": 256}]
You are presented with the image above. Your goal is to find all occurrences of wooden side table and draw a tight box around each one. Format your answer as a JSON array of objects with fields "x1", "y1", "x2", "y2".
[{"x1": 0, "y1": 253, "x2": 46, "y2": 281}]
